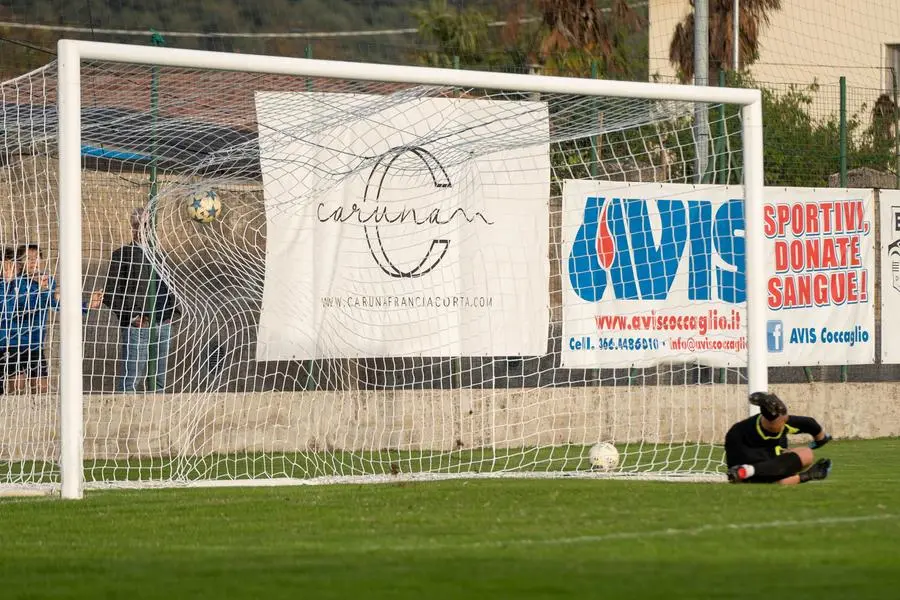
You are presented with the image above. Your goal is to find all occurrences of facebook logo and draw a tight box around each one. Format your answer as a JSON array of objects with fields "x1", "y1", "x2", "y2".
[{"x1": 767, "y1": 320, "x2": 784, "y2": 353}]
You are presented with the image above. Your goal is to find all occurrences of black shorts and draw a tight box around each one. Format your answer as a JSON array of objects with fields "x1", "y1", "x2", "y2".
[
  {"x1": 746, "y1": 452, "x2": 804, "y2": 484},
  {"x1": 3, "y1": 348, "x2": 48, "y2": 379}
]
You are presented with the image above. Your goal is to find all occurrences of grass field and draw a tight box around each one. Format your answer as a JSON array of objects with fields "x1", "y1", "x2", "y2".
[{"x1": 1, "y1": 438, "x2": 898, "y2": 600}]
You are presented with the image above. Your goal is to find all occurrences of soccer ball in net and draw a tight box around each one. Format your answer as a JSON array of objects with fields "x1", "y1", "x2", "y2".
[
  {"x1": 588, "y1": 442, "x2": 620, "y2": 472},
  {"x1": 186, "y1": 189, "x2": 221, "y2": 223}
]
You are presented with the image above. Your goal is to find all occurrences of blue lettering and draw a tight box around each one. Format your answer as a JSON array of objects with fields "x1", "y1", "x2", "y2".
[
  {"x1": 789, "y1": 327, "x2": 817, "y2": 344},
  {"x1": 713, "y1": 199, "x2": 746, "y2": 304},
  {"x1": 608, "y1": 198, "x2": 638, "y2": 300},
  {"x1": 568, "y1": 196, "x2": 746, "y2": 304},
  {"x1": 626, "y1": 199, "x2": 686, "y2": 299},
  {"x1": 568, "y1": 196, "x2": 606, "y2": 302},
  {"x1": 687, "y1": 200, "x2": 712, "y2": 300}
]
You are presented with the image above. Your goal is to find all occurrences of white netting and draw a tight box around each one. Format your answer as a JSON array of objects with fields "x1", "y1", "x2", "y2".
[{"x1": 0, "y1": 57, "x2": 751, "y2": 491}]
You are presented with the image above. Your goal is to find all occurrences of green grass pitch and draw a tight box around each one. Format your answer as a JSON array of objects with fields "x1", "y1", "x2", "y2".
[{"x1": 1, "y1": 439, "x2": 898, "y2": 599}]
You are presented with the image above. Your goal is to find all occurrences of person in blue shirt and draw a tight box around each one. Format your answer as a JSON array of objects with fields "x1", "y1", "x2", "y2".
[
  {"x1": 0, "y1": 248, "x2": 19, "y2": 341},
  {"x1": 8, "y1": 244, "x2": 102, "y2": 394},
  {"x1": 0, "y1": 248, "x2": 34, "y2": 392}
]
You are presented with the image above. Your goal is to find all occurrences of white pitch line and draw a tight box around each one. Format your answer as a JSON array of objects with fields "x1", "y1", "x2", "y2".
[
  {"x1": 377, "y1": 513, "x2": 898, "y2": 553},
  {"x1": 2, "y1": 513, "x2": 892, "y2": 555},
  {"x1": 161, "y1": 513, "x2": 899, "y2": 554}
]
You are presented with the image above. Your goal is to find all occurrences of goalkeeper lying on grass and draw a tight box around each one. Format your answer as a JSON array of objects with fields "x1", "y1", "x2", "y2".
[{"x1": 725, "y1": 392, "x2": 833, "y2": 485}]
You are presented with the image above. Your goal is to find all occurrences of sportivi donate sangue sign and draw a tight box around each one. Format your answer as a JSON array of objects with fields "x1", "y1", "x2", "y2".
[
  {"x1": 561, "y1": 181, "x2": 874, "y2": 368},
  {"x1": 763, "y1": 188, "x2": 873, "y2": 364}
]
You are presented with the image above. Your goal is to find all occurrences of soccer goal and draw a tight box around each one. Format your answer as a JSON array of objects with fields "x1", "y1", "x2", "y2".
[{"x1": 0, "y1": 40, "x2": 765, "y2": 499}]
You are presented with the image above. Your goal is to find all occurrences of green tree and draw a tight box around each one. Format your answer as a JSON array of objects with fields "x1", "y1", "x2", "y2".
[
  {"x1": 411, "y1": 0, "x2": 492, "y2": 69},
  {"x1": 721, "y1": 75, "x2": 875, "y2": 187}
]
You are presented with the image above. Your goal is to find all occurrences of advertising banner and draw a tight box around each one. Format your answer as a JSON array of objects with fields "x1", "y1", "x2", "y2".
[
  {"x1": 561, "y1": 181, "x2": 875, "y2": 368},
  {"x1": 255, "y1": 92, "x2": 550, "y2": 359},
  {"x1": 763, "y1": 187, "x2": 874, "y2": 365},
  {"x1": 880, "y1": 190, "x2": 900, "y2": 363}
]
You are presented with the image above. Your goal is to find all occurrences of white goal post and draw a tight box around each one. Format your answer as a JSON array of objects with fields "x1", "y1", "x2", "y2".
[{"x1": 46, "y1": 40, "x2": 765, "y2": 499}]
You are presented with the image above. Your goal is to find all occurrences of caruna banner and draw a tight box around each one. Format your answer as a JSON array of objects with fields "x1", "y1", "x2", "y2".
[
  {"x1": 255, "y1": 92, "x2": 550, "y2": 360},
  {"x1": 879, "y1": 190, "x2": 900, "y2": 363},
  {"x1": 561, "y1": 181, "x2": 875, "y2": 368}
]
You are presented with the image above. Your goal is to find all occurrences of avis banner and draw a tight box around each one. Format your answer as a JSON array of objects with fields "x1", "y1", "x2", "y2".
[
  {"x1": 561, "y1": 181, "x2": 875, "y2": 368},
  {"x1": 879, "y1": 190, "x2": 900, "y2": 363},
  {"x1": 255, "y1": 92, "x2": 550, "y2": 359}
]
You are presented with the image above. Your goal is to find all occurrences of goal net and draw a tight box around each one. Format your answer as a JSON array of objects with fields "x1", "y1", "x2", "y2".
[{"x1": 0, "y1": 42, "x2": 764, "y2": 496}]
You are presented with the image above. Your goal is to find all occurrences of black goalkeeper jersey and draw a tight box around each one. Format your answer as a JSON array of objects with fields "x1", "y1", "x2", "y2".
[{"x1": 724, "y1": 415, "x2": 822, "y2": 467}]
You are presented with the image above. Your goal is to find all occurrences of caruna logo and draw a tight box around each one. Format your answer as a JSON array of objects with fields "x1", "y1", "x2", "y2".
[
  {"x1": 316, "y1": 145, "x2": 493, "y2": 279},
  {"x1": 567, "y1": 196, "x2": 746, "y2": 303}
]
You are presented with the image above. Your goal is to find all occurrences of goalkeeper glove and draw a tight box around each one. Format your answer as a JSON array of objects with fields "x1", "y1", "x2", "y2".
[{"x1": 809, "y1": 433, "x2": 832, "y2": 449}]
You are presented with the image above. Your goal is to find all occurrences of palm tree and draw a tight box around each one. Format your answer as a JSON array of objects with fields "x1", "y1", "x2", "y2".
[
  {"x1": 669, "y1": 0, "x2": 782, "y2": 83},
  {"x1": 533, "y1": 0, "x2": 644, "y2": 77}
]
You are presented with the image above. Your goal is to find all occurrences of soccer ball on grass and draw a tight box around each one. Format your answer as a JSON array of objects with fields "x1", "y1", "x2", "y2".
[
  {"x1": 588, "y1": 442, "x2": 620, "y2": 472},
  {"x1": 186, "y1": 189, "x2": 221, "y2": 223}
]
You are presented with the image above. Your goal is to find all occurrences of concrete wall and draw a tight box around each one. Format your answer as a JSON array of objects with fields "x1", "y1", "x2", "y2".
[{"x1": 2, "y1": 383, "x2": 897, "y2": 461}]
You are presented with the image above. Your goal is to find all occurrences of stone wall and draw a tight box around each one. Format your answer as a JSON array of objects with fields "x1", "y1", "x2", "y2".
[{"x1": 2, "y1": 383, "x2": 897, "y2": 461}]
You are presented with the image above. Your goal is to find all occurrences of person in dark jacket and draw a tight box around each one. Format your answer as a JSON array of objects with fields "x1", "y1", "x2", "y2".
[
  {"x1": 104, "y1": 208, "x2": 180, "y2": 393},
  {"x1": 725, "y1": 392, "x2": 833, "y2": 484}
]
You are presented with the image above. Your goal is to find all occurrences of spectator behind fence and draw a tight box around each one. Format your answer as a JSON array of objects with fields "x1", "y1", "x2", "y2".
[
  {"x1": 103, "y1": 208, "x2": 180, "y2": 393},
  {"x1": 8, "y1": 244, "x2": 103, "y2": 394},
  {"x1": 0, "y1": 248, "x2": 26, "y2": 394}
]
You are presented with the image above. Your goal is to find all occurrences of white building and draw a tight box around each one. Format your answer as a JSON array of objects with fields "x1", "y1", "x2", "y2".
[{"x1": 648, "y1": 0, "x2": 900, "y2": 118}]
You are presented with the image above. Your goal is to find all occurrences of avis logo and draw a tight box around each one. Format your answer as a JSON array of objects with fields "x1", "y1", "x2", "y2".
[{"x1": 567, "y1": 196, "x2": 746, "y2": 302}]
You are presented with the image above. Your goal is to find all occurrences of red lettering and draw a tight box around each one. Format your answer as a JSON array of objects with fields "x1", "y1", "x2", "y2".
[
  {"x1": 804, "y1": 238, "x2": 820, "y2": 269},
  {"x1": 835, "y1": 200, "x2": 867, "y2": 234},
  {"x1": 821, "y1": 238, "x2": 838, "y2": 269},
  {"x1": 764, "y1": 204, "x2": 777, "y2": 237},
  {"x1": 841, "y1": 200, "x2": 862, "y2": 233},
  {"x1": 791, "y1": 203, "x2": 805, "y2": 236},
  {"x1": 813, "y1": 274, "x2": 829, "y2": 306},
  {"x1": 834, "y1": 237, "x2": 850, "y2": 266},
  {"x1": 850, "y1": 271, "x2": 861, "y2": 303},
  {"x1": 796, "y1": 275, "x2": 811, "y2": 307},
  {"x1": 849, "y1": 236, "x2": 861, "y2": 267},
  {"x1": 784, "y1": 276, "x2": 798, "y2": 306},
  {"x1": 831, "y1": 272, "x2": 846, "y2": 304},
  {"x1": 806, "y1": 203, "x2": 819, "y2": 234},
  {"x1": 773, "y1": 271, "x2": 868, "y2": 308},
  {"x1": 768, "y1": 277, "x2": 782, "y2": 309},
  {"x1": 820, "y1": 202, "x2": 834, "y2": 232},
  {"x1": 790, "y1": 240, "x2": 804, "y2": 271},
  {"x1": 774, "y1": 240, "x2": 788, "y2": 272},
  {"x1": 776, "y1": 204, "x2": 790, "y2": 237}
]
